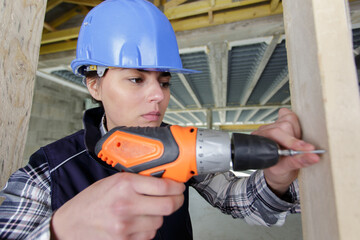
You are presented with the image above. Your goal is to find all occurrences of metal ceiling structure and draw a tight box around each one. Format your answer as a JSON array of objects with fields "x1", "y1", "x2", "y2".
[{"x1": 38, "y1": 0, "x2": 360, "y2": 131}]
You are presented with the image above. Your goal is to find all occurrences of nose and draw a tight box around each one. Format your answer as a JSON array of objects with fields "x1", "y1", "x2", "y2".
[{"x1": 146, "y1": 78, "x2": 165, "y2": 103}]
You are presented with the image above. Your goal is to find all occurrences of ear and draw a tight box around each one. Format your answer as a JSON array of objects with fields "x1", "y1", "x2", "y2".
[{"x1": 86, "y1": 78, "x2": 102, "y2": 101}]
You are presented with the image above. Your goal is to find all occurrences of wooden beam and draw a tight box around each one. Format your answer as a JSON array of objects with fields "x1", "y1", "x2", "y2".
[
  {"x1": 219, "y1": 123, "x2": 268, "y2": 131},
  {"x1": 63, "y1": 0, "x2": 102, "y2": 7},
  {"x1": 270, "y1": 0, "x2": 281, "y2": 12},
  {"x1": 49, "y1": 6, "x2": 84, "y2": 29},
  {"x1": 169, "y1": 3, "x2": 283, "y2": 33},
  {"x1": 283, "y1": 0, "x2": 360, "y2": 239},
  {"x1": 46, "y1": 0, "x2": 63, "y2": 12},
  {"x1": 41, "y1": 27, "x2": 80, "y2": 44},
  {"x1": 165, "y1": 0, "x2": 268, "y2": 20},
  {"x1": 40, "y1": 39, "x2": 77, "y2": 55},
  {"x1": 0, "y1": 0, "x2": 46, "y2": 188},
  {"x1": 164, "y1": 0, "x2": 187, "y2": 11}
]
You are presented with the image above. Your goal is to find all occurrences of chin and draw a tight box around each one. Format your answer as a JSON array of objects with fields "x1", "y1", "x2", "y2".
[{"x1": 136, "y1": 122, "x2": 162, "y2": 127}]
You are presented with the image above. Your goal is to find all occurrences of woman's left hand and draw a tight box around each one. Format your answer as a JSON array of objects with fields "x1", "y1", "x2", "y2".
[{"x1": 251, "y1": 108, "x2": 321, "y2": 196}]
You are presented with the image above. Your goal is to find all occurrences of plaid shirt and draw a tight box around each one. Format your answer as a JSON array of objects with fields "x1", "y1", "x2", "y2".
[
  {"x1": 1, "y1": 114, "x2": 300, "y2": 239},
  {"x1": 0, "y1": 158, "x2": 300, "y2": 239}
]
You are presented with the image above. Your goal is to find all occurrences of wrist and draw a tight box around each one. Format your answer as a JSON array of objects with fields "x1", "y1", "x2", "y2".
[
  {"x1": 50, "y1": 212, "x2": 60, "y2": 240},
  {"x1": 263, "y1": 169, "x2": 298, "y2": 197}
]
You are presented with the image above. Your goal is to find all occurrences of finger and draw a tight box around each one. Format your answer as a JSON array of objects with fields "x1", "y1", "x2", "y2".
[
  {"x1": 274, "y1": 152, "x2": 321, "y2": 174},
  {"x1": 129, "y1": 230, "x2": 158, "y2": 240},
  {"x1": 125, "y1": 215, "x2": 163, "y2": 235},
  {"x1": 277, "y1": 108, "x2": 301, "y2": 138},
  {"x1": 114, "y1": 193, "x2": 184, "y2": 216},
  {"x1": 130, "y1": 174, "x2": 186, "y2": 196},
  {"x1": 254, "y1": 121, "x2": 297, "y2": 140},
  {"x1": 255, "y1": 125, "x2": 314, "y2": 151}
]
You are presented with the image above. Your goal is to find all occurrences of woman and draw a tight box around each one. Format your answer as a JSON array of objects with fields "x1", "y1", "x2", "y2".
[{"x1": 0, "y1": 0, "x2": 320, "y2": 239}]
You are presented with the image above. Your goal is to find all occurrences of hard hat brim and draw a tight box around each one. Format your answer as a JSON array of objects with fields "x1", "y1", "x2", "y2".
[{"x1": 71, "y1": 59, "x2": 201, "y2": 77}]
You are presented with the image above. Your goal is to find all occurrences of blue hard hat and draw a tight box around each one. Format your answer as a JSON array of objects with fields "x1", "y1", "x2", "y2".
[{"x1": 71, "y1": 0, "x2": 198, "y2": 76}]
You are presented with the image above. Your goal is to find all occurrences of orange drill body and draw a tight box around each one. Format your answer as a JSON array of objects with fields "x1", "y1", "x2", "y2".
[{"x1": 96, "y1": 126, "x2": 199, "y2": 182}]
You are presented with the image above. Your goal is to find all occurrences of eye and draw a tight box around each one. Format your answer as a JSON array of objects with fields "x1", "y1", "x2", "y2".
[
  {"x1": 129, "y1": 78, "x2": 143, "y2": 84},
  {"x1": 160, "y1": 82, "x2": 171, "y2": 88}
]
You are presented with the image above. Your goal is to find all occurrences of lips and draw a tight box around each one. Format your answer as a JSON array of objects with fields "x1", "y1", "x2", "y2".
[{"x1": 142, "y1": 111, "x2": 161, "y2": 121}]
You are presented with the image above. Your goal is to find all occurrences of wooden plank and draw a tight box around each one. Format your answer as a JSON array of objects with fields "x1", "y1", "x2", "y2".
[
  {"x1": 169, "y1": 3, "x2": 283, "y2": 32},
  {"x1": 46, "y1": 0, "x2": 63, "y2": 12},
  {"x1": 165, "y1": 0, "x2": 268, "y2": 20},
  {"x1": 40, "y1": 39, "x2": 77, "y2": 55},
  {"x1": 41, "y1": 27, "x2": 80, "y2": 44},
  {"x1": 0, "y1": 0, "x2": 46, "y2": 188},
  {"x1": 283, "y1": 0, "x2": 360, "y2": 239},
  {"x1": 164, "y1": 0, "x2": 187, "y2": 11},
  {"x1": 63, "y1": 0, "x2": 102, "y2": 7}
]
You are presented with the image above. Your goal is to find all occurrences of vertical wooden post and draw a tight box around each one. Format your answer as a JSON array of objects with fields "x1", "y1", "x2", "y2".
[
  {"x1": 0, "y1": 0, "x2": 46, "y2": 188},
  {"x1": 283, "y1": 0, "x2": 360, "y2": 239}
]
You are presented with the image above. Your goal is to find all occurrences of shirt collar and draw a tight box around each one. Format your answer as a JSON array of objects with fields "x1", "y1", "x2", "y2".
[{"x1": 99, "y1": 114, "x2": 107, "y2": 136}]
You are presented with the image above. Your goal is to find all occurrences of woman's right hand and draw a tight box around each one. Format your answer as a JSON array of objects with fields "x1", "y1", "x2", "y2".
[{"x1": 50, "y1": 172, "x2": 185, "y2": 240}]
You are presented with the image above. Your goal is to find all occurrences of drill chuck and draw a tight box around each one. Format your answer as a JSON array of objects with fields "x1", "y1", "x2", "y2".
[{"x1": 231, "y1": 133, "x2": 279, "y2": 171}]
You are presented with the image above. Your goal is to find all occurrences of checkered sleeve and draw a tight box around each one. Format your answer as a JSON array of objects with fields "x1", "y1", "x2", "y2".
[
  {"x1": 0, "y1": 156, "x2": 52, "y2": 240},
  {"x1": 191, "y1": 170, "x2": 300, "y2": 226}
]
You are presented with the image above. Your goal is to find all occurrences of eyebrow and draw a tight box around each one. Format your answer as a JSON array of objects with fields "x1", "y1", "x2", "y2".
[{"x1": 136, "y1": 69, "x2": 171, "y2": 77}]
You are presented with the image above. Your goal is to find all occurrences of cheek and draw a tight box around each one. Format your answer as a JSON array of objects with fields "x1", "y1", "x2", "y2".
[
  {"x1": 102, "y1": 87, "x2": 144, "y2": 120},
  {"x1": 161, "y1": 91, "x2": 170, "y2": 107}
]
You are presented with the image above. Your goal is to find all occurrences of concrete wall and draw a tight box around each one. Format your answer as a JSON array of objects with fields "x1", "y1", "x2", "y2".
[
  {"x1": 23, "y1": 77, "x2": 302, "y2": 239},
  {"x1": 23, "y1": 76, "x2": 90, "y2": 163}
]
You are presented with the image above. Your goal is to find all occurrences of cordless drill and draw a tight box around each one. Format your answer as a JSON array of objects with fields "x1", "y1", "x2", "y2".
[{"x1": 94, "y1": 125, "x2": 280, "y2": 182}]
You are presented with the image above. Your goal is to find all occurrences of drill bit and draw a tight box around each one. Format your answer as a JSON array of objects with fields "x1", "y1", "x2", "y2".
[{"x1": 278, "y1": 149, "x2": 326, "y2": 156}]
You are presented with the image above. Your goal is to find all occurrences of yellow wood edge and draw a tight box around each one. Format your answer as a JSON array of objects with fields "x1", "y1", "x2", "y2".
[
  {"x1": 41, "y1": 27, "x2": 81, "y2": 44},
  {"x1": 49, "y1": 6, "x2": 82, "y2": 29},
  {"x1": 62, "y1": 0, "x2": 102, "y2": 7},
  {"x1": 164, "y1": 0, "x2": 268, "y2": 20},
  {"x1": 46, "y1": 0, "x2": 63, "y2": 12},
  {"x1": 164, "y1": 0, "x2": 188, "y2": 11},
  {"x1": 219, "y1": 123, "x2": 268, "y2": 131},
  {"x1": 170, "y1": 3, "x2": 283, "y2": 32},
  {"x1": 40, "y1": 39, "x2": 77, "y2": 55}
]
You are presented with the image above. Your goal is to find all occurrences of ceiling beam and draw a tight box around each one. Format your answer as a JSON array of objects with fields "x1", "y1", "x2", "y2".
[
  {"x1": 208, "y1": 42, "x2": 229, "y2": 124},
  {"x1": 244, "y1": 69, "x2": 289, "y2": 122},
  {"x1": 40, "y1": 1, "x2": 284, "y2": 55},
  {"x1": 233, "y1": 34, "x2": 281, "y2": 123},
  {"x1": 169, "y1": 95, "x2": 203, "y2": 123},
  {"x1": 163, "y1": 114, "x2": 183, "y2": 125},
  {"x1": 166, "y1": 104, "x2": 290, "y2": 113},
  {"x1": 251, "y1": 108, "x2": 277, "y2": 122},
  {"x1": 259, "y1": 72, "x2": 289, "y2": 104},
  {"x1": 177, "y1": 73, "x2": 202, "y2": 108},
  {"x1": 240, "y1": 34, "x2": 282, "y2": 105}
]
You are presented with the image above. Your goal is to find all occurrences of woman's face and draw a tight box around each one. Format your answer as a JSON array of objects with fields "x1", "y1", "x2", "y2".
[{"x1": 87, "y1": 68, "x2": 171, "y2": 130}]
